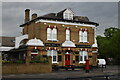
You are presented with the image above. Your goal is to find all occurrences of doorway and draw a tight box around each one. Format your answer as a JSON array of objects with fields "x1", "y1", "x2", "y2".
[{"x1": 65, "y1": 52, "x2": 70, "y2": 66}]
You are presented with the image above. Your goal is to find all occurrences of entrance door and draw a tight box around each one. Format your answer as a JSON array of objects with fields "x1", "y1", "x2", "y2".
[{"x1": 65, "y1": 54, "x2": 70, "y2": 66}]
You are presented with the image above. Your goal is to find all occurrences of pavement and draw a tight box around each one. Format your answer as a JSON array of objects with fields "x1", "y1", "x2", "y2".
[{"x1": 1, "y1": 65, "x2": 120, "y2": 80}]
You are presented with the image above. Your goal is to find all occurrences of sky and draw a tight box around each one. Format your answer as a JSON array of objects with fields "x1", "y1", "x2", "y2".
[{"x1": 1, "y1": 2, "x2": 118, "y2": 37}]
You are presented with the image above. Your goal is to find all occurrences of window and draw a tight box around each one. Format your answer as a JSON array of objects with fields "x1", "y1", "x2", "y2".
[
  {"x1": 69, "y1": 13, "x2": 73, "y2": 20},
  {"x1": 31, "y1": 49, "x2": 38, "y2": 60},
  {"x1": 66, "y1": 29, "x2": 70, "y2": 41},
  {"x1": 75, "y1": 56, "x2": 79, "y2": 62},
  {"x1": 52, "y1": 27, "x2": 57, "y2": 40},
  {"x1": 64, "y1": 13, "x2": 68, "y2": 19},
  {"x1": 79, "y1": 30, "x2": 88, "y2": 43},
  {"x1": 47, "y1": 27, "x2": 57, "y2": 41},
  {"x1": 47, "y1": 27, "x2": 52, "y2": 40},
  {"x1": 79, "y1": 51, "x2": 88, "y2": 63},
  {"x1": 79, "y1": 30, "x2": 83, "y2": 42},
  {"x1": 31, "y1": 49, "x2": 38, "y2": 54},
  {"x1": 83, "y1": 31, "x2": 88, "y2": 42},
  {"x1": 47, "y1": 50, "x2": 57, "y2": 63},
  {"x1": 58, "y1": 55, "x2": 62, "y2": 62},
  {"x1": 63, "y1": 11, "x2": 73, "y2": 20}
]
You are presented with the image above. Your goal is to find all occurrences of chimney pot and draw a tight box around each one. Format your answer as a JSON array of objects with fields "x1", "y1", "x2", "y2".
[{"x1": 32, "y1": 13, "x2": 37, "y2": 20}]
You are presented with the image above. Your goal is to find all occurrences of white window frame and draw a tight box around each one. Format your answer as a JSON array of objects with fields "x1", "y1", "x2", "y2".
[
  {"x1": 52, "y1": 27, "x2": 57, "y2": 41},
  {"x1": 47, "y1": 27, "x2": 52, "y2": 40},
  {"x1": 66, "y1": 29, "x2": 70, "y2": 41},
  {"x1": 79, "y1": 30, "x2": 83, "y2": 42},
  {"x1": 47, "y1": 50, "x2": 58, "y2": 63},
  {"x1": 47, "y1": 27, "x2": 58, "y2": 41},
  {"x1": 79, "y1": 51, "x2": 88, "y2": 63},
  {"x1": 83, "y1": 31, "x2": 88, "y2": 42}
]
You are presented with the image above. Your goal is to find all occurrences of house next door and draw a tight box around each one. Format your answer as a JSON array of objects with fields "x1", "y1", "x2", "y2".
[{"x1": 65, "y1": 52, "x2": 70, "y2": 66}]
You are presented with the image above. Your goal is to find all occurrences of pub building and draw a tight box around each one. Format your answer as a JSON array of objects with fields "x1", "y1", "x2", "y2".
[{"x1": 16, "y1": 8, "x2": 99, "y2": 69}]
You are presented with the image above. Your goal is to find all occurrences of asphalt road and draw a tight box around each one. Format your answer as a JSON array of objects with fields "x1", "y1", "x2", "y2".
[{"x1": 2, "y1": 65, "x2": 120, "y2": 80}]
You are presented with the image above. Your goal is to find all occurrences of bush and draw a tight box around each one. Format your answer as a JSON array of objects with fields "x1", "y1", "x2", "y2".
[
  {"x1": 2, "y1": 61, "x2": 25, "y2": 64},
  {"x1": 13, "y1": 61, "x2": 25, "y2": 64},
  {"x1": 42, "y1": 60, "x2": 48, "y2": 63},
  {"x1": 35, "y1": 60, "x2": 42, "y2": 63},
  {"x1": 2, "y1": 61, "x2": 13, "y2": 64},
  {"x1": 35, "y1": 55, "x2": 41, "y2": 60},
  {"x1": 30, "y1": 61, "x2": 36, "y2": 63}
]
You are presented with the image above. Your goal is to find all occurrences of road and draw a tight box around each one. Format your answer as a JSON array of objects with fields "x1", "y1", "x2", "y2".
[{"x1": 2, "y1": 65, "x2": 120, "y2": 80}]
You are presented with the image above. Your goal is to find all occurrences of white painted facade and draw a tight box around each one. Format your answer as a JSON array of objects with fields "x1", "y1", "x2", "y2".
[{"x1": 15, "y1": 34, "x2": 28, "y2": 48}]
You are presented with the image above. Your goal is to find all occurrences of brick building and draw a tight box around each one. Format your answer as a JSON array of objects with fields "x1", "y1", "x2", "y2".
[{"x1": 16, "y1": 8, "x2": 99, "y2": 69}]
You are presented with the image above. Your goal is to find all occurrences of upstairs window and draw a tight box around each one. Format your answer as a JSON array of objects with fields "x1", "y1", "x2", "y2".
[
  {"x1": 52, "y1": 27, "x2": 57, "y2": 41},
  {"x1": 66, "y1": 29, "x2": 70, "y2": 41},
  {"x1": 47, "y1": 27, "x2": 52, "y2": 40},
  {"x1": 79, "y1": 30, "x2": 83, "y2": 42},
  {"x1": 79, "y1": 29, "x2": 88, "y2": 43},
  {"x1": 83, "y1": 30, "x2": 88, "y2": 42},
  {"x1": 47, "y1": 26, "x2": 57, "y2": 41}
]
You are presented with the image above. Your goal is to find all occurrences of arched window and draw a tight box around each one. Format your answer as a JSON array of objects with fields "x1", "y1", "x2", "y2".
[
  {"x1": 66, "y1": 29, "x2": 70, "y2": 41},
  {"x1": 83, "y1": 31, "x2": 88, "y2": 42},
  {"x1": 79, "y1": 30, "x2": 83, "y2": 42},
  {"x1": 52, "y1": 27, "x2": 57, "y2": 40},
  {"x1": 47, "y1": 27, "x2": 52, "y2": 40}
]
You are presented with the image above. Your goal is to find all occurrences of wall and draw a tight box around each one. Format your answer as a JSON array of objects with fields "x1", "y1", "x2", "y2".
[
  {"x1": 2, "y1": 63, "x2": 52, "y2": 74},
  {"x1": 23, "y1": 21, "x2": 94, "y2": 45}
]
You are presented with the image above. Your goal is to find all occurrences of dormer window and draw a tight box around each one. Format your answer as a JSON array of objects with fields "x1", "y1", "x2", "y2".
[{"x1": 63, "y1": 8, "x2": 73, "y2": 20}]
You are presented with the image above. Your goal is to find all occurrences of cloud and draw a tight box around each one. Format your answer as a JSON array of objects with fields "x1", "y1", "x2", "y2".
[{"x1": 2, "y1": 2, "x2": 118, "y2": 37}]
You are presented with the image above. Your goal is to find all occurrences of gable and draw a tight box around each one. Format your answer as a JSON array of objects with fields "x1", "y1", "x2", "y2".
[
  {"x1": 63, "y1": 8, "x2": 74, "y2": 20},
  {"x1": 64, "y1": 8, "x2": 74, "y2": 14}
]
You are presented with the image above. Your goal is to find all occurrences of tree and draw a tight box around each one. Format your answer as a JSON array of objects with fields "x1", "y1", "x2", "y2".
[
  {"x1": 97, "y1": 27, "x2": 120, "y2": 65},
  {"x1": 104, "y1": 27, "x2": 120, "y2": 38}
]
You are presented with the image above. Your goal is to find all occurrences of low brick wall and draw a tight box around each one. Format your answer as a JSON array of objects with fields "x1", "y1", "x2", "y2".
[{"x1": 2, "y1": 63, "x2": 52, "y2": 74}]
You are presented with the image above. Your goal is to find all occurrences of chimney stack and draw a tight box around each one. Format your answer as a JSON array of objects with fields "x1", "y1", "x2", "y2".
[
  {"x1": 25, "y1": 9, "x2": 30, "y2": 23},
  {"x1": 32, "y1": 13, "x2": 37, "y2": 20}
]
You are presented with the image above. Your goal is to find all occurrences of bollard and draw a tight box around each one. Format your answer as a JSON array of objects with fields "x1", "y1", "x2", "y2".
[
  {"x1": 102, "y1": 64, "x2": 104, "y2": 72},
  {"x1": 85, "y1": 59, "x2": 90, "y2": 73}
]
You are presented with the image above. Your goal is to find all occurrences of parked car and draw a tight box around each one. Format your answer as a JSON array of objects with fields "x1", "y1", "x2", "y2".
[{"x1": 98, "y1": 59, "x2": 106, "y2": 68}]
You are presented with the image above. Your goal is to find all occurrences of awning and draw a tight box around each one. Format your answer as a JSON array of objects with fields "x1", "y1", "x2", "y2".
[
  {"x1": 26, "y1": 38, "x2": 44, "y2": 46},
  {"x1": 62, "y1": 40, "x2": 76, "y2": 47}
]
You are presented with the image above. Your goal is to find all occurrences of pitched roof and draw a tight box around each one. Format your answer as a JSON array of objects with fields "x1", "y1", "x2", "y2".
[
  {"x1": 0, "y1": 36, "x2": 15, "y2": 47},
  {"x1": 20, "y1": 8, "x2": 99, "y2": 27}
]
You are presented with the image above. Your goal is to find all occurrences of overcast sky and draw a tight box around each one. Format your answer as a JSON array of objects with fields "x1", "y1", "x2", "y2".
[{"x1": 2, "y1": 2, "x2": 118, "y2": 37}]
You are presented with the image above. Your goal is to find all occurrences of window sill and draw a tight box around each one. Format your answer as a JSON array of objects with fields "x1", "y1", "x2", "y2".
[
  {"x1": 79, "y1": 41, "x2": 89, "y2": 43},
  {"x1": 79, "y1": 61, "x2": 86, "y2": 64},
  {"x1": 52, "y1": 62, "x2": 59, "y2": 64},
  {"x1": 47, "y1": 40, "x2": 59, "y2": 42}
]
